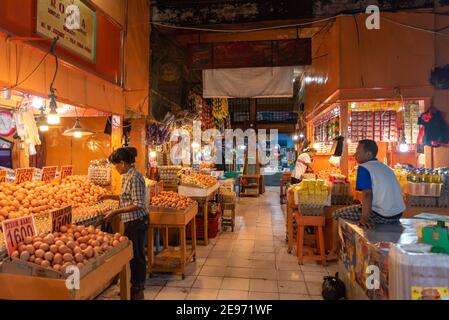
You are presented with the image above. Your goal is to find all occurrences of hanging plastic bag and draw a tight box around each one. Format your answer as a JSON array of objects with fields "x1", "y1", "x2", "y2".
[{"x1": 322, "y1": 272, "x2": 347, "y2": 300}]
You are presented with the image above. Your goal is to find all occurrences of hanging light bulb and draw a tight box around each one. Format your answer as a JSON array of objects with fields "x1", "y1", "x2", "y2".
[
  {"x1": 35, "y1": 109, "x2": 49, "y2": 132},
  {"x1": 299, "y1": 133, "x2": 305, "y2": 139},
  {"x1": 149, "y1": 150, "x2": 157, "y2": 159},
  {"x1": 399, "y1": 143, "x2": 409, "y2": 153},
  {"x1": 47, "y1": 89, "x2": 60, "y2": 125},
  {"x1": 292, "y1": 135, "x2": 299, "y2": 141},
  {"x1": 62, "y1": 118, "x2": 93, "y2": 138}
]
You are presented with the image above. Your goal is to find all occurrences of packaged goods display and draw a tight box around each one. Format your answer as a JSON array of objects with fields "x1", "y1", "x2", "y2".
[
  {"x1": 7, "y1": 224, "x2": 128, "y2": 272},
  {"x1": 349, "y1": 110, "x2": 398, "y2": 142},
  {"x1": 150, "y1": 191, "x2": 195, "y2": 210},
  {"x1": 181, "y1": 173, "x2": 217, "y2": 189},
  {"x1": 87, "y1": 159, "x2": 111, "y2": 186},
  {"x1": 292, "y1": 179, "x2": 330, "y2": 205},
  {"x1": 0, "y1": 176, "x2": 108, "y2": 221}
]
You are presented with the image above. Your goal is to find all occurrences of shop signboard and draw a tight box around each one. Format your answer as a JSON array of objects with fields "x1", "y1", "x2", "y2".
[{"x1": 36, "y1": 0, "x2": 97, "y2": 62}]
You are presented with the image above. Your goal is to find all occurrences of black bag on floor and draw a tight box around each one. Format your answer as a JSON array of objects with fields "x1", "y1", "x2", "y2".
[{"x1": 322, "y1": 272, "x2": 346, "y2": 300}]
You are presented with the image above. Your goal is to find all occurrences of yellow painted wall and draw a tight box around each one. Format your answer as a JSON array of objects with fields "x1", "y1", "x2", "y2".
[
  {"x1": 305, "y1": 11, "x2": 449, "y2": 168},
  {"x1": 44, "y1": 117, "x2": 111, "y2": 175}
]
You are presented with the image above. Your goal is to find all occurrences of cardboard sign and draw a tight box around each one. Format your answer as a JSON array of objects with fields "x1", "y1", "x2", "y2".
[
  {"x1": 60, "y1": 165, "x2": 73, "y2": 180},
  {"x1": 51, "y1": 206, "x2": 72, "y2": 232},
  {"x1": 2, "y1": 215, "x2": 37, "y2": 256},
  {"x1": 41, "y1": 166, "x2": 58, "y2": 182},
  {"x1": 0, "y1": 170, "x2": 6, "y2": 183},
  {"x1": 15, "y1": 167, "x2": 35, "y2": 184}
]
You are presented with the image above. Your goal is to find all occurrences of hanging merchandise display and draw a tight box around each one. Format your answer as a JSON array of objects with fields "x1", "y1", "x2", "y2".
[
  {"x1": 349, "y1": 110, "x2": 398, "y2": 143},
  {"x1": 417, "y1": 107, "x2": 449, "y2": 147},
  {"x1": 313, "y1": 107, "x2": 340, "y2": 143}
]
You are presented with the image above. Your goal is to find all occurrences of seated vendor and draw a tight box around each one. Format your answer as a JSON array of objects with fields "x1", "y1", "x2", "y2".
[{"x1": 327, "y1": 139, "x2": 405, "y2": 260}]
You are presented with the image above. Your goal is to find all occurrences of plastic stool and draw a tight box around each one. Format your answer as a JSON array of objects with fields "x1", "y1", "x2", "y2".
[{"x1": 294, "y1": 213, "x2": 327, "y2": 267}]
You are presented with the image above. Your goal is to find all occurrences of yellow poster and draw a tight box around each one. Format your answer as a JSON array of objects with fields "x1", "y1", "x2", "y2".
[
  {"x1": 36, "y1": 0, "x2": 96, "y2": 62},
  {"x1": 412, "y1": 287, "x2": 449, "y2": 300}
]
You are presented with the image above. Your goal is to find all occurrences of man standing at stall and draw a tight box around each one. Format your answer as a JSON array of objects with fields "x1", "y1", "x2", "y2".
[
  {"x1": 291, "y1": 147, "x2": 317, "y2": 184},
  {"x1": 327, "y1": 139, "x2": 405, "y2": 260}
]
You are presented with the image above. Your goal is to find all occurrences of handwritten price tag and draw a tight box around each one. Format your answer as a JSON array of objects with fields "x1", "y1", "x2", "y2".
[
  {"x1": 2, "y1": 215, "x2": 37, "y2": 256},
  {"x1": 51, "y1": 206, "x2": 72, "y2": 232},
  {"x1": 15, "y1": 167, "x2": 35, "y2": 184},
  {"x1": 60, "y1": 165, "x2": 73, "y2": 180},
  {"x1": 41, "y1": 166, "x2": 58, "y2": 182},
  {"x1": 0, "y1": 170, "x2": 6, "y2": 183}
]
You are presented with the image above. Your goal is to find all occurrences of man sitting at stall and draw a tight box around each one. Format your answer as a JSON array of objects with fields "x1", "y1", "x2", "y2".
[{"x1": 327, "y1": 139, "x2": 405, "y2": 260}]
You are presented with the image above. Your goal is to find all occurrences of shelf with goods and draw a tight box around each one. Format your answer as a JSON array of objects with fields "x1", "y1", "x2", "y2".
[
  {"x1": 312, "y1": 106, "x2": 340, "y2": 155},
  {"x1": 147, "y1": 191, "x2": 198, "y2": 278},
  {"x1": 178, "y1": 174, "x2": 220, "y2": 245}
]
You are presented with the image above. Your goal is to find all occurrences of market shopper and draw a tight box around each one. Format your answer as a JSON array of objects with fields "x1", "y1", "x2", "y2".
[
  {"x1": 100, "y1": 147, "x2": 149, "y2": 300},
  {"x1": 327, "y1": 139, "x2": 405, "y2": 260},
  {"x1": 291, "y1": 147, "x2": 317, "y2": 184}
]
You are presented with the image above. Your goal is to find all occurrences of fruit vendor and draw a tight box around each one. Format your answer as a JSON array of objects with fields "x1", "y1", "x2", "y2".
[
  {"x1": 291, "y1": 147, "x2": 317, "y2": 184},
  {"x1": 327, "y1": 139, "x2": 405, "y2": 260},
  {"x1": 100, "y1": 147, "x2": 149, "y2": 300}
]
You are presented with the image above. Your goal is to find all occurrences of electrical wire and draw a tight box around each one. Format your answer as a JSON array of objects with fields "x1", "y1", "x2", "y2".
[{"x1": 0, "y1": 51, "x2": 50, "y2": 92}]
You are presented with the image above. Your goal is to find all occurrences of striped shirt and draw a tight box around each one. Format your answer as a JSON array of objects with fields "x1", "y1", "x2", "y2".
[{"x1": 119, "y1": 166, "x2": 148, "y2": 223}]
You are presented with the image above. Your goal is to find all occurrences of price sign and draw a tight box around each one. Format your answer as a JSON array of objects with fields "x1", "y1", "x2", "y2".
[
  {"x1": 41, "y1": 166, "x2": 58, "y2": 182},
  {"x1": 51, "y1": 206, "x2": 72, "y2": 232},
  {"x1": 2, "y1": 215, "x2": 36, "y2": 256},
  {"x1": 15, "y1": 167, "x2": 35, "y2": 184},
  {"x1": 60, "y1": 165, "x2": 73, "y2": 180},
  {"x1": 0, "y1": 170, "x2": 6, "y2": 183}
]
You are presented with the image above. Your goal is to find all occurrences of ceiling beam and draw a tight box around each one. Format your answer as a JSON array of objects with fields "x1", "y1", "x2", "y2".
[{"x1": 174, "y1": 26, "x2": 322, "y2": 46}]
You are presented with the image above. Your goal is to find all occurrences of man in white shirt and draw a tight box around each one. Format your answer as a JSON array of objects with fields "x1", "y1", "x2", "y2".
[
  {"x1": 291, "y1": 148, "x2": 317, "y2": 184},
  {"x1": 327, "y1": 139, "x2": 405, "y2": 260}
]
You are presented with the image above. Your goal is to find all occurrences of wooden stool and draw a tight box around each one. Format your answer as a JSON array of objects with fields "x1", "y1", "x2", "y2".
[
  {"x1": 221, "y1": 203, "x2": 236, "y2": 232},
  {"x1": 294, "y1": 213, "x2": 327, "y2": 267}
]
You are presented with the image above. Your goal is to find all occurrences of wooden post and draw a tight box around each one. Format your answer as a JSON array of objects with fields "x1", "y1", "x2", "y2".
[{"x1": 339, "y1": 102, "x2": 349, "y2": 176}]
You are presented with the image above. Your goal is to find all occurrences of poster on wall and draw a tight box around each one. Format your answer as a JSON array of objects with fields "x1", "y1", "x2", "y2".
[{"x1": 36, "y1": 0, "x2": 97, "y2": 62}]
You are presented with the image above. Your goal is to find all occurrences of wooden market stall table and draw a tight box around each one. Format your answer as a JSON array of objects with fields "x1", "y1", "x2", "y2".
[
  {"x1": 337, "y1": 218, "x2": 449, "y2": 300},
  {"x1": 0, "y1": 241, "x2": 132, "y2": 300},
  {"x1": 178, "y1": 183, "x2": 219, "y2": 246},
  {"x1": 148, "y1": 203, "x2": 198, "y2": 279},
  {"x1": 286, "y1": 188, "x2": 343, "y2": 254}
]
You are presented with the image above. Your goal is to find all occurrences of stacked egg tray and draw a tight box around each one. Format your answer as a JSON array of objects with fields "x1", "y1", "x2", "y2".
[{"x1": 88, "y1": 165, "x2": 112, "y2": 186}]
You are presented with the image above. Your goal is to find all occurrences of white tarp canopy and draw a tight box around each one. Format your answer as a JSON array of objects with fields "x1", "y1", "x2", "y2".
[{"x1": 203, "y1": 66, "x2": 294, "y2": 98}]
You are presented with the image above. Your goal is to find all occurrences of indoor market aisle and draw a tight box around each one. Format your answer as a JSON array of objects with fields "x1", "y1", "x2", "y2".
[{"x1": 98, "y1": 187, "x2": 338, "y2": 300}]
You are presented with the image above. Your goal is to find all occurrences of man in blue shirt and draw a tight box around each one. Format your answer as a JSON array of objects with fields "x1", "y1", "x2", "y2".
[{"x1": 327, "y1": 139, "x2": 405, "y2": 260}]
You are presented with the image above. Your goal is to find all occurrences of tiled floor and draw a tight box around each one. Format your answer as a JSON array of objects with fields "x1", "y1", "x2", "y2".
[{"x1": 97, "y1": 187, "x2": 337, "y2": 300}]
